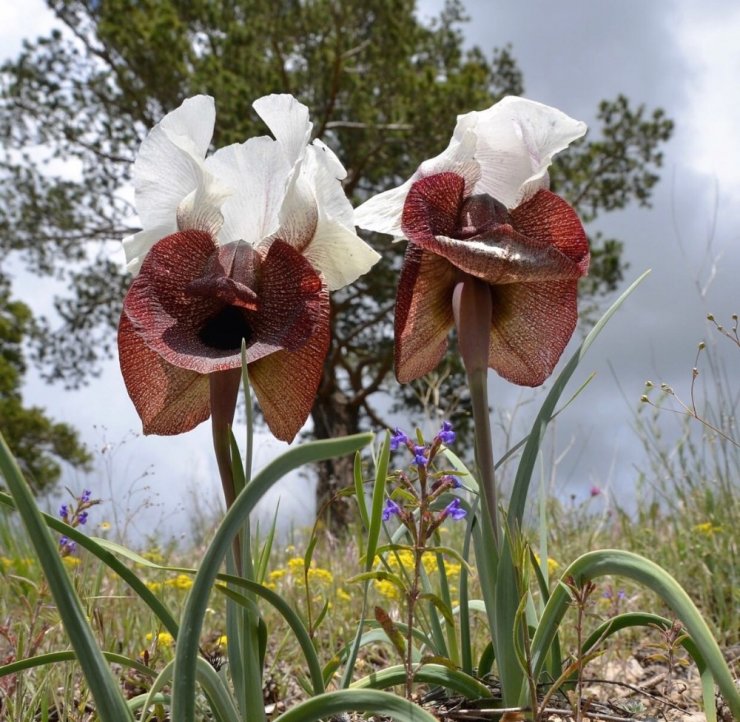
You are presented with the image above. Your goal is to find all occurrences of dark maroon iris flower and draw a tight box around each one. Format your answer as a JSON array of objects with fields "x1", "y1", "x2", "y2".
[
  {"x1": 394, "y1": 172, "x2": 589, "y2": 386},
  {"x1": 118, "y1": 230, "x2": 329, "y2": 442}
]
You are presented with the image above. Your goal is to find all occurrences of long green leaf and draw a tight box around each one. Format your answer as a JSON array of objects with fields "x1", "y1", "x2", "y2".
[
  {"x1": 172, "y1": 432, "x2": 373, "y2": 722},
  {"x1": 528, "y1": 549, "x2": 739, "y2": 718},
  {"x1": 508, "y1": 269, "x2": 650, "y2": 526},
  {"x1": 0, "y1": 432, "x2": 134, "y2": 720},
  {"x1": 0, "y1": 651, "x2": 155, "y2": 680},
  {"x1": 351, "y1": 663, "x2": 492, "y2": 699},
  {"x1": 579, "y1": 612, "x2": 716, "y2": 722},
  {"x1": 215, "y1": 576, "x2": 324, "y2": 696},
  {"x1": 340, "y1": 432, "x2": 390, "y2": 690},
  {"x1": 273, "y1": 689, "x2": 439, "y2": 722}
]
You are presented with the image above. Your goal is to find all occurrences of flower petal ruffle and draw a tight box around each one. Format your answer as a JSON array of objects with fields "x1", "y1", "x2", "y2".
[
  {"x1": 488, "y1": 279, "x2": 579, "y2": 386},
  {"x1": 394, "y1": 245, "x2": 458, "y2": 383},
  {"x1": 118, "y1": 312, "x2": 211, "y2": 435},
  {"x1": 249, "y1": 289, "x2": 330, "y2": 442},
  {"x1": 402, "y1": 174, "x2": 584, "y2": 284}
]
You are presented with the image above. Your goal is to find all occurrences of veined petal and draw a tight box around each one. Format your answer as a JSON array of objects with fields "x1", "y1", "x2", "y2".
[
  {"x1": 394, "y1": 245, "x2": 457, "y2": 383},
  {"x1": 402, "y1": 174, "x2": 583, "y2": 284},
  {"x1": 253, "y1": 94, "x2": 312, "y2": 169},
  {"x1": 123, "y1": 224, "x2": 174, "y2": 274},
  {"x1": 488, "y1": 279, "x2": 579, "y2": 386},
  {"x1": 354, "y1": 129, "x2": 479, "y2": 238},
  {"x1": 248, "y1": 283, "x2": 330, "y2": 443},
  {"x1": 468, "y1": 96, "x2": 587, "y2": 207},
  {"x1": 123, "y1": 229, "x2": 243, "y2": 373},
  {"x1": 247, "y1": 239, "x2": 327, "y2": 355},
  {"x1": 118, "y1": 312, "x2": 211, "y2": 435},
  {"x1": 509, "y1": 189, "x2": 589, "y2": 271},
  {"x1": 205, "y1": 136, "x2": 291, "y2": 246},
  {"x1": 176, "y1": 168, "x2": 231, "y2": 237}
]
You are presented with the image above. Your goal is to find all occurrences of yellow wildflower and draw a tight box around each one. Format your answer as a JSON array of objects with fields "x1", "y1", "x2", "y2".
[
  {"x1": 167, "y1": 574, "x2": 194, "y2": 590},
  {"x1": 268, "y1": 568, "x2": 287, "y2": 581},
  {"x1": 307, "y1": 568, "x2": 334, "y2": 585},
  {"x1": 98, "y1": 521, "x2": 112, "y2": 531},
  {"x1": 287, "y1": 557, "x2": 305, "y2": 574},
  {"x1": 216, "y1": 635, "x2": 228, "y2": 647},
  {"x1": 145, "y1": 632, "x2": 174, "y2": 647},
  {"x1": 374, "y1": 579, "x2": 401, "y2": 601},
  {"x1": 336, "y1": 588, "x2": 352, "y2": 602},
  {"x1": 63, "y1": 556, "x2": 81, "y2": 569},
  {"x1": 146, "y1": 581, "x2": 163, "y2": 592},
  {"x1": 693, "y1": 522, "x2": 722, "y2": 536}
]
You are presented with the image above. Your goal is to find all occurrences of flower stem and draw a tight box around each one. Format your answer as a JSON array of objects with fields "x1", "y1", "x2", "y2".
[
  {"x1": 453, "y1": 275, "x2": 500, "y2": 547},
  {"x1": 209, "y1": 368, "x2": 243, "y2": 569}
]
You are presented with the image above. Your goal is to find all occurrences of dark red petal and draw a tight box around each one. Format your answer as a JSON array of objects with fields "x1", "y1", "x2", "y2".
[
  {"x1": 394, "y1": 245, "x2": 458, "y2": 383},
  {"x1": 488, "y1": 279, "x2": 579, "y2": 386},
  {"x1": 118, "y1": 311, "x2": 210, "y2": 435},
  {"x1": 510, "y1": 189, "x2": 590, "y2": 273},
  {"x1": 248, "y1": 287, "x2": 330, "y2": 443},
  {"x1": 401, "y1": 172, "x2": 466, "y2": 241},
  {"x1": 124, "y1": 229, "x2": 245, "y2": 373},
  {"x1": 244, "y1": 239, "x2": 326, "y2": 361},
  {"x1": 400, "y1": 174, "x2": 584, "y2": 286}
]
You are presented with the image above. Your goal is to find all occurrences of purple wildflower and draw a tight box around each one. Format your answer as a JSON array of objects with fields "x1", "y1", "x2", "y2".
[
  {"x1": 413, "y1": 445, "x2": 427, "y2": 466},
  {"x1": 443, "y1": 498, "x2": 466, "y2": 521},
  {"x1": 81, "y1": 489, "x2": 92, "y2": 503},
  {"x1": 59, "y1": 504, "x2": 69, "y2": 519},
  {"x1": 390, "y1": 427, "x2": 409, "y2": 451},
  {"x1": 589, "y1": 485, "x2": 601, "y2": 497},
  {"x1": 436, "y1": 420, "x2": 456, "y2": 446},
  {"x1": 382, "y1": 499, "x2": 402, "y2": 521},
  {"x1": 78, "y1": 511, "x2": 89, "y2": 526}
]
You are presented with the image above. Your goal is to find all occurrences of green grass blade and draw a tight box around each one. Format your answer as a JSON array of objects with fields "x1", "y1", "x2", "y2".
[
  {"x1": 273, "y1": 688, "x2": 439, "y2": 722},
  {"x1": 1, "y1": 651, "x2": 155, "y2": 680},
  {"x1": 0, "y1": 494, "x2": 179, "y2": 637},
  {"x1": 340, "y1": 432, "x2": 389, "y2": 690},
  {"x1": 216, "y1": 577, "x2": 325, "y2": 695},
  {"x1": 509, "y1": 270, "x2": 651, "y2": 526},
  {"x1": 353, "y1": 451, "x2": 369, "y2": 529},
  {"x1": 529, "y1": 549, "x2": 739, "y2": 717},
  {"x1": 365, "y1": 431, "x2": 390, "y2": 572},
  {"x1": 351, "y1": 663, "x2": 492, "y2": 699},
  {"x1": 0, "y1": 432, "x2": 134, "y2": 721},
  {"x1": 172, "y1": 432, "x2": 373, "y2": 722}
]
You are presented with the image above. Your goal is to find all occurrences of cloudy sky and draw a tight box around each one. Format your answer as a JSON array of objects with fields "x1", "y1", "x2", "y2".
[{"x1": 2, "y1": 0, "x2": 738, "y2": 542}]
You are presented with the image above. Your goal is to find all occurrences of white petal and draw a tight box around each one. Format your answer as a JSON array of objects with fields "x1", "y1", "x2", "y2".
[
  {"x1": 123, "y1": 224, "x2": 173, "y2": 274},
  {"x1": 304, "y1": 216, "x2": 380, "y2": 291},
  {"x1": 133, "y1": 96, "x2": 216, "y2": 231},
  {"x1": 353, "y1": 178, "x2": 414, "y2": 237},
  {"x1": 133, "y1": 124, "x2": 208, "y2": 231},
  {"x1": 354, "y1": 129, "x2": 479, "y2": 238},
  {"x1": 176, "y1": 168, "x2": 231, "y2": 237},
  {"x1": 205, "y1": 137, "x2": 292, "y2": 246},
  {"x1": 159, "y1": 95, "x2": 215, "y2": 159},
  {"x1": 305, "y1": 141, "x2": 354, "y2": 230},
  {"x1": 253, "y1": 94, "x2": 312, "y2": 167},
  {"x1": 468, "y1": 96, "x2": 587, "y2": 207}
]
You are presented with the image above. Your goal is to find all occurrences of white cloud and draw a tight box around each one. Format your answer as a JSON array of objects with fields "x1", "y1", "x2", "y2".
[{"x1": 673, "y1": 4, "x2": 740, "y2": 198}]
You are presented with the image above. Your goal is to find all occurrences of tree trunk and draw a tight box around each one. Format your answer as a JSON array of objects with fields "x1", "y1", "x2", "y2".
[{"x1": 311, "y1": 386, "x2": 362, "y2": 534}]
